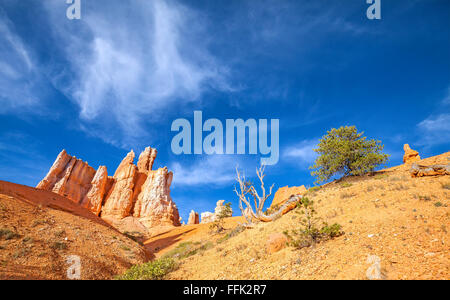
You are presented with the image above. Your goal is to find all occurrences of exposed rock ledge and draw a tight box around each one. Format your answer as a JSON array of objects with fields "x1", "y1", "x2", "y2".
[{"x1": 37, "y1": 147, "x2": 180, "y2": 233}]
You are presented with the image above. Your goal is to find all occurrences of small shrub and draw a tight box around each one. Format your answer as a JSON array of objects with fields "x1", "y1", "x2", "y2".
[
  {"x1": 340, "y1": 182, "x2": 353, "y2": 188},
  {"x1": 50, "y1": 241, "x2": 68, "y2": 250},
  {"x1": 0, "y1": 229, "x2": 20, "y2": 240},
  {"x1": 116, "y1": 258, "x2": 177, "y2": 280},
  {"x1": 123, "y1": 231, "x2": 145, "y2": 245},
  {"x1": 283, "y1": 197, "x2": 343, "y2": 249},
  {"x1": 393, "y1": 184, "x2": 409, "y2": 191},
  {"x1": 120, "y1": 244, "x2": 131, "y2": 251},
  {"x1": 209, "y1": 202, "x2": 232, "y2": 234},
  {"x1": 308, "y1": 186, "x2": 322, "y2": 193},
  {"x1": 340, "y1": 192, "x2": 356, "y2": 199},
  {"x1": 418, "y1": 195, "x2": 431, "y2": 201},
  {"x1": 164, "y1": 241, "x2": 206, "y2": 260},
  {"x1": 22, "y1": 237, "x2": 33, "y2": 244},
  {"x1": 31, "y1": 220, "x2": 47, "y2": 227},
  {"x1": 434, "y1": 202, "x2": 443, "y2": 207},
  {"x1": 374, "y1": 174, "x2": 389, "y2": 180},
  {"x1": 13, "y1": 248, "x2": 30, "y2": 259},
  {"x1": 441, "y1": 183, "x2": 450, "y2": 190},
  {"x1": 265, "y1": 204, "x2": 280, "y2": 215},
  {"x1": 217, "y1": 225, "x2": 246, "y2": 244}
]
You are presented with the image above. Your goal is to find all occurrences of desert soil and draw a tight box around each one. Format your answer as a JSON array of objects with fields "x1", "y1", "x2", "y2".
[
  {"x1": 0, "y1": 181, "x2": 150, "y2": 280},
  {"x1": 151, "y1": 153, "x2": 450, "y2": 280}
]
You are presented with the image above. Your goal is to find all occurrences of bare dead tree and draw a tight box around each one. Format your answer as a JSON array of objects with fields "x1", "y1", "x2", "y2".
[{"x1": 234, "y1": 165, "x2": 303, "y2": 225}]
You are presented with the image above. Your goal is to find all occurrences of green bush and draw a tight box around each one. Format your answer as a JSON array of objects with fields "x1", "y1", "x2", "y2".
[
  {"x1": 209, "y1": 202, "x2": 232, "y2": 234},
  {"x1": 0, "y1": 228, "x2": 20, "y2": 240},
  {"x1": 116, "y1": 258, "x2": 176, "y2": 280},
  {"x1": 310, "y1": 126, "x2": 389, "y2": 184},
  {"x1": 308, "y1": 186, "x2": 322, "y2": 193}
]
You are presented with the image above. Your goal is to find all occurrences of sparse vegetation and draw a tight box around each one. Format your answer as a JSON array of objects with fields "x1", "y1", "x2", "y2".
[
  {"x1": 308, "y1": 186, "x2": 322, "y2": 193},
  {"x1": 418, "y1": 195, "x2": 431, "y2": 201},
  {"x1": 217, "y1": 225, "x2": 246, "y2": 244},
  {"x1": 310, "y1": 126, "x2": 389, "y2": 184},
  {"x1": 31, "y1": 219, "x2": 47, "y2": 227},
  {"x1": 115, "y1": 257, "x2": 177, "y2": 280},
  {"x1": 209, "y1": 202, "x2": 232, "y2": 234},
  {"x1": 340, "y1": 192, "x2": 356, "y2": 199},
  {"x1": 163, "y1": 241, "x2": 214, "y2": 260},
  {"x1": 123, "y1": 231, "x2": 145, "y2": 245},
  {"x1": 434, "y1": 202, "x2": 443, "y2": 207},
  {"x1": 374, "y1": 174, "x2": 389, "y2": 180},
  {"x1": 13, "y1": 248, "x2": 30, "y2": 259},
  {"x1": 340, "y1": 182, "x2": 353, "y2": 188},
  {"x1": 120, "y1": 244, "x2": 131, "y2": 251},
  {"x1": 0, "y1": 228, "x2": 20, "y2": 240},
  {"x1": 441, "y1": 182, "x2": 450, "y2": 190},
  {"x1": 283, "y1": 197, "x2": 343, "y2": 249},
  {"x1": 50, "y1": 241, "x2": 68, "y2": 250}
]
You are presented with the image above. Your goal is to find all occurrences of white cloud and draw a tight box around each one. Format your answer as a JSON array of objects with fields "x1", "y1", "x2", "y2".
[
  {"x1": 0, "y1": 10, "x2": 40, "y2": 114},
  {"x1": 283, "y1": 138, "x2": 318, "y2": 166},
  {"x1": 417, "y1": 113, "x2": 450, "y2": 146},
  {"x1": 43, "y1": 0, "x2": 232, "y2": 148}
]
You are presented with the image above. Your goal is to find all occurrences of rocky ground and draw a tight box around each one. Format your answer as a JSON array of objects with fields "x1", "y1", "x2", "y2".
[
  {"x1": 0, "y1": 152, "x2": 448, "y2": 280},
  {"x1": 0, "y1": 181, "x2": 150, "y2": 280},
  {"x1": 147, "y1": 152, "x2": 450, "y2": 280}
]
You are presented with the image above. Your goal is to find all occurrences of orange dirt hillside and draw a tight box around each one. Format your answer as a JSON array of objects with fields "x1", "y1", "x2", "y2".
[
  {"x1": 0, "y1": 181, "x2": 150, "y2": 280},
  {"x1": 142, "y1": 152, "x2": 449, "y2": 280}
]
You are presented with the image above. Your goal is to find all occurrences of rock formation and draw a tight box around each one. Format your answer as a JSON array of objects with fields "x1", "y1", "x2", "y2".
[
  {"x1": 37, "y1": 150, "x2": 96, "y2": 204},
  {"x1": 403, "y1": 144, "x2": 421, "y2": 164},
  {"x1": 37, "y1": 147, "x2": 180, "y2": 232},
  {"x1": 102, "y1": 151, "x2": 137, "y2": 219},
  {"x1": 200, "y1": 212, "x2": 215, "y2": 224},
  {"x1": 200, "y1": 200, "x2": 232, "y2": 224},
  {"x1": 132, "y1": 167, "x2": 180, "y2": 228},
  {"x1": 80, "y1": 166, "x2": 108, "y2": 216},
  {"x1": 266, "y1": 233, "x2": 288, "y2": 254},
  {"x1": 271, "y1": 185, "x2": 307, "y2": 208},
  {"x1": 187, "y1": 210, "x2": 199, "y2": 225}
]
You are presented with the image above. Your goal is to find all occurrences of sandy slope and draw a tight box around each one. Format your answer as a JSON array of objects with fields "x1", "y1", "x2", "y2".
[
  {"x1": 154, "y1": 153, "x2": 449, "y2": 280},
  {"x1": 0, "y1": 181, "x2": 150, "y2": 280}
]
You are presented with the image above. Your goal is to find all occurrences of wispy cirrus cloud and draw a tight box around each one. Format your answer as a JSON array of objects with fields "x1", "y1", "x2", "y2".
[
  {"x1": 42, "y1": 0, "x2": 233, "y2": 148},
  {"x1": 416, "y1": 87, "x2": 450, "y2": 147},
  {"x1": 0, "y1": 9, "x2": 41, "y2": 115},
  {"x1": 283, "y1": 138, "x2": 318, "y2": 166}
]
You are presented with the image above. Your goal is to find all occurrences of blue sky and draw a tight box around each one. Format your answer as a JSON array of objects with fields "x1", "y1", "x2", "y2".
[{"x1": 0, "y1": 0, "x2": 449, "y2": 222}]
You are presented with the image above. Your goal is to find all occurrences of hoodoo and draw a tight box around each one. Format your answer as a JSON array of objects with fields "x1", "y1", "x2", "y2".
[{"x1": 37, "y1": 147, "x2": 180, "y2": 233}]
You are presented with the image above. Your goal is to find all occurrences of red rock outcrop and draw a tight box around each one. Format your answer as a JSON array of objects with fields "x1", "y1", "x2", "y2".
[
  {"x1": 266, "y1": 233, "x2": 288, "y2": 254},
  {"x1": 102, "y1": 151, "x2": 137, "y2": 219},
  {"x1": 187, "y1": 210, "x2": 199, "y2": 225},
  {"x1": 133, "y1": 167, "x2": 180, "y2": 228},
  {"x1": 37, "y1": 150, "x2": 96, "y2": 204},
  {"x1": 403, "y1": 144, "x2": 421, "y2": 164},
  {"x1": 37, "y1": 147, "x2": 180, "y2": 233},
  {"x1": 80, "y1": 166, "x2": 108, "y2": 216}
]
